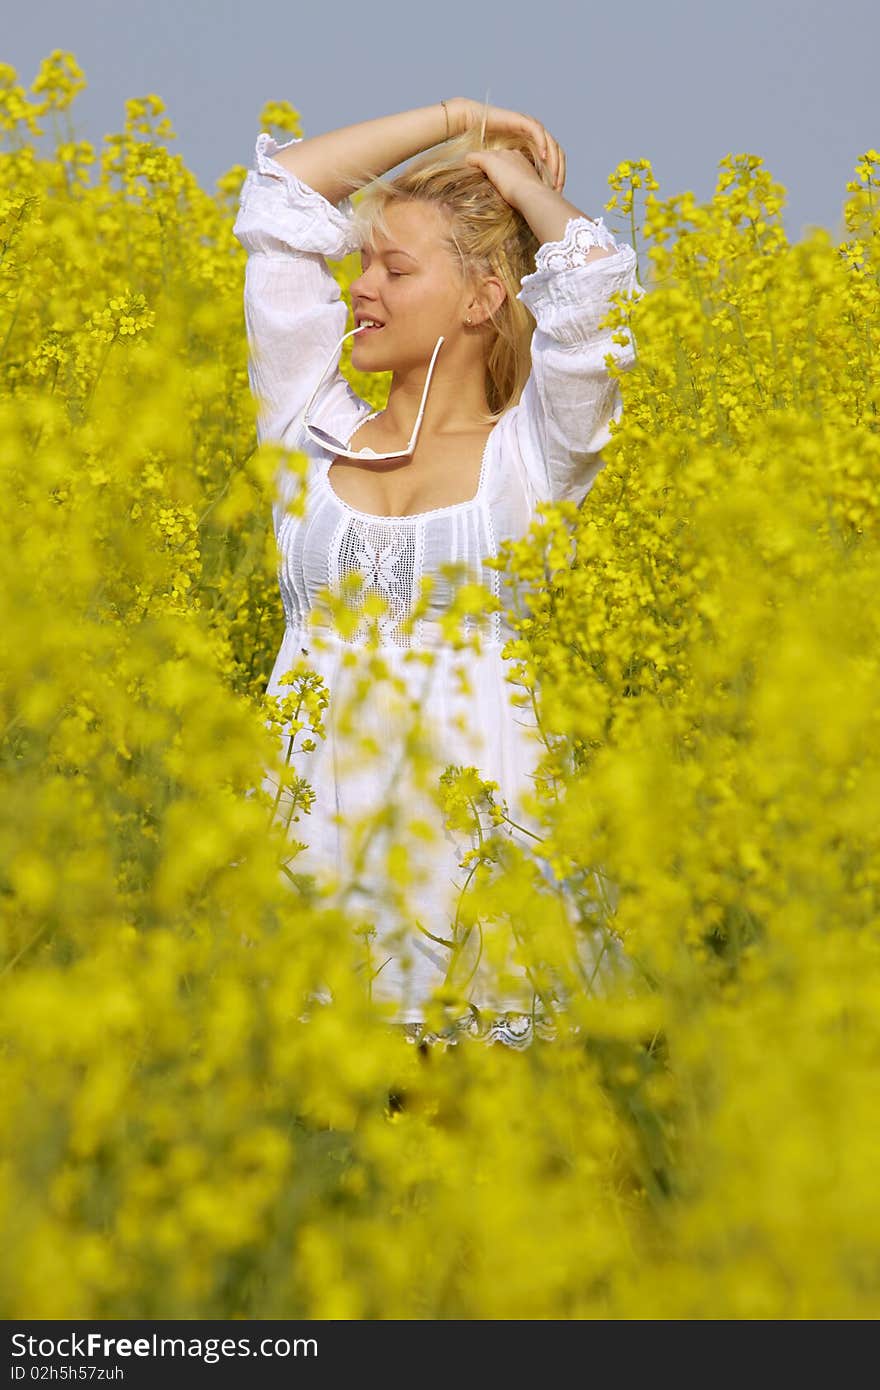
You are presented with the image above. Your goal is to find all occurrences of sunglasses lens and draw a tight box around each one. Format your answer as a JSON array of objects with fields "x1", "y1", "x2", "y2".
[{"x1": 306, "y1": 424, "x2": 340, "y2": 447}]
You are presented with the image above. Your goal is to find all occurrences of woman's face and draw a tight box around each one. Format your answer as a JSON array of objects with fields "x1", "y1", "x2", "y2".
[{"x1": 348, "y1": 201, "x2": 472, "y2": 370}]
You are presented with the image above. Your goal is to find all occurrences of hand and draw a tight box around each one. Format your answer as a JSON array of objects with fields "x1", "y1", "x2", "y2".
[
  {"x1": 463, "y1": 147, "x2": 554, "y2": 210},
  {"x1": 447, "y1": 97, "x2": 566, "y2": 193}
]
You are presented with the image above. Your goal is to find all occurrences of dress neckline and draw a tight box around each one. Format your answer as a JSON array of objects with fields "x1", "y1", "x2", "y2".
[{"x1": 321, "y1": 410, "x2": 495, "y2": 523}]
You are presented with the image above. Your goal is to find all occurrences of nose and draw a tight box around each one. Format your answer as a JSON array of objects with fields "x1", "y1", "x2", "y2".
[{"x1": 350, "y1": 263, "x2": 382, "y2": 299}]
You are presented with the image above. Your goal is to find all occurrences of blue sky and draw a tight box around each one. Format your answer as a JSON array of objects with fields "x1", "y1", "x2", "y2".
[{"x1": 6, "y1": 0, "x2": 878, "y2": 245}]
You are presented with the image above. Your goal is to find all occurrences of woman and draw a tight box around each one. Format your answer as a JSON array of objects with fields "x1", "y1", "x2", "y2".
[{"x1": 233, "y1": 98, "x2": 642, "y2": 1049}]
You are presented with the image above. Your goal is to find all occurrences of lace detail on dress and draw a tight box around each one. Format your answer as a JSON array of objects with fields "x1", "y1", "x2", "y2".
[
  {"x1": 319, "y1": 492, "x2": 503, "y2": 650},
  {"x1": 296, "y1": 993, "x2": 577, "y2": 1051},
  {"x1": 337, "y1": 516, "x2": 419, "y2": 646},
  {"x1": 534, "y1": 215, "x2": 619, "y2": 273},
  {"x1": 394, "y1": 1007, "x2": 577, "y2": 1050}
]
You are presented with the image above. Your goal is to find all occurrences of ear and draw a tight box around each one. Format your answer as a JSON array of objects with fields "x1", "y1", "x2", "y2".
[{"x1": 469, "y1": 275, "x2": 507, "y2": 325}]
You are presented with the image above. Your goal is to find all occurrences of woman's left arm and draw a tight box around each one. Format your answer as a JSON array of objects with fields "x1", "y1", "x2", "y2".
[
  {"x1": 467, "y1": 148, "x2": 645, "y2": 508},
  {"x1": 507, "y1": 221, "x2": 643, "y2": 508},
  {"x1": 513, "y1": 180, "x2": 618, "y2": 265}
]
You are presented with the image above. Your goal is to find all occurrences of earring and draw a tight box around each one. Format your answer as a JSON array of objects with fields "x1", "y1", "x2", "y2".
[{"x1": 465, "y1": 316, "x2": 472, "y2": 325}]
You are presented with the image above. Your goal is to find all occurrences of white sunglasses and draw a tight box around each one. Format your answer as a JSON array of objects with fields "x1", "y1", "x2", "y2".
[{"x1": 300, "y1": 324, "x2": 446, "y2": 461}]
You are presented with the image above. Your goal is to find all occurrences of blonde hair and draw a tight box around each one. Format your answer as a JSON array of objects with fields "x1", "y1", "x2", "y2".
[{"x1": 338, "y1": 102, "x2": 554, "y2": 425}]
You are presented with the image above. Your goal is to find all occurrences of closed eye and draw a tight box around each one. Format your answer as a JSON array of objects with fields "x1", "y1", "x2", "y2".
[{"x1": 361, "y1": 258, "x2": 406, "y2": 277}]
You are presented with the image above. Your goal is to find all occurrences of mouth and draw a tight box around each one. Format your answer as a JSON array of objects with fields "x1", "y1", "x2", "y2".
[{"x1": 355, "y1": 321, "x2": 386, "y2": 335}]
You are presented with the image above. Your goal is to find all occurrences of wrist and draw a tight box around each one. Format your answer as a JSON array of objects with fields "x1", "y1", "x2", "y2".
[
  {"x1": 443, "y1": 97, "x2": 468, "y2": 139},
  {"x1": 513, "y1": 181, "x2": 592, "y2": 243}
]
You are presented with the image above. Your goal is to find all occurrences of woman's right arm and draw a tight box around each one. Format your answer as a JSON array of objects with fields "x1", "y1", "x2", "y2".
[
  {"x1": 231, "y1": 107, "x2": 455, "y2": 454},
  {"x1": 269, "y1": 103, "x2": 453, "y2": 206}
]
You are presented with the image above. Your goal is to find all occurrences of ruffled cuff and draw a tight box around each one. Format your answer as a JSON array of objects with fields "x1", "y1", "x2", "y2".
[
  {"x1": 516, "y1": 217, "x2": 641, "y2": 347},
  {"x1": 234, "y1": 133, "x2": 362, "y2": 259},
  {"x1": 533, "y1": 214, "x2": 620, "y2": 272}
]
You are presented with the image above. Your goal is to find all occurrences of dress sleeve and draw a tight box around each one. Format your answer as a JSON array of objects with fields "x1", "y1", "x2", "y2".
[
  {"x1": 232, "y1": 133, "x2": 365, "y2": 449},
  {"x1": 507, "y1": 215, "x2": 645, "y2": 508}
]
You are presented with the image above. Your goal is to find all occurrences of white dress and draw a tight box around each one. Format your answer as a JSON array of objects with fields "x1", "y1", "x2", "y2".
[{"x1": 233, "y1": 133, "x2": 643, "y2": 1048}]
